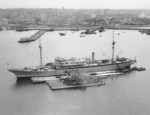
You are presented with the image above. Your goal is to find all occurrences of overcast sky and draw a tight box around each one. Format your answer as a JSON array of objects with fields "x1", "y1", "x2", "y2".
[{"x1": 0, "y1": 0, "x2": 149, "y2": 9}]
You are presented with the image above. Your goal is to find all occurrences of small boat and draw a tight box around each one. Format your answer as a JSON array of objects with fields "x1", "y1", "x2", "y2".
[
  {"x1": 31, "y1": 76, "x2": 58, "y2": 83},
  {"x1": 146, "y1": 32, "x2": 150, "y2": 35},
  {"x1": 84, "y1": 29, "x2": 97, "y2": 34},
  {"x1": 139, "y1": 30, "x2": 150, "y2": 35},
  {"x1": 136, "y1": 67, "x2": 146, "y2": 71},
  {"x1": 131, "y1": 66, "x2": 146, "y2": 71},
  {"x1": 81, "y1": 31, "x2": 85, "y2": 34},
  {"x1": 59, "y1": 32, "x2": 66, "y2": 36},
  {"x1": 80, "y1": 35, "x2": 85, "y2": 37},
  {"x1": 95, "y1": 72, "x2": 123, "y2": 77},
  {"x1": 92, "y1": 71, "x2": 123, "y2": 78},
  {"x1": 99, "y1": 27, "x2": 105, "y2": 32},
  {"x1": 91, "y1": 70, "x2": 117, "y2": 75}
]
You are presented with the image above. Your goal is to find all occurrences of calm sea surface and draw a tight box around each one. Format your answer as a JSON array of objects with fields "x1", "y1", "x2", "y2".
[{"x1": 0, "y1": 29, "x2": 150, "y2": 115}]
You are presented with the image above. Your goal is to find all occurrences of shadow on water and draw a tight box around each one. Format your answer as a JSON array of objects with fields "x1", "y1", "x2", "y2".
[
  {"x1": 51, "y1": 87, "x2": 87, "y2": 92},
  {"x1": 10, "y1": 78, "x2": 36, "y2": 91},
  {"x1": 14, "y1": 78, "x2": 34, "y2": 87}
]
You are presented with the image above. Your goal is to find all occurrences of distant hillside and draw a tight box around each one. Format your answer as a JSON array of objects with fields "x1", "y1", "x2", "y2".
[{"x1": 0, "y1": 8, "x2": 150, "y2": 28}]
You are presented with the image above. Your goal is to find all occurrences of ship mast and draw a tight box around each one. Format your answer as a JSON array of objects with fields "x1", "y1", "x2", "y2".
[
  {"x1": 112, "y1": 29, "x2": 115, "y2": 63},
  {"x1": 39, "y1": 37, "x2": 42, "y2": 68}
]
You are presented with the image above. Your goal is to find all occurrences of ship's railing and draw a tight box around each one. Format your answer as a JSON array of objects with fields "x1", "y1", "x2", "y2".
[{"x1": 7, "y1": 64, "x2": 54, "y2": 71}]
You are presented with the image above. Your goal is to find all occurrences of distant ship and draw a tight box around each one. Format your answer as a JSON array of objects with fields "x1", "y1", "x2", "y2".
[
  {"x1": 8, "y1": 30, "x2": 136, "y2": 78},
  {"x1": 59, "y1": 32, "x2": 66, "y2": 36}
]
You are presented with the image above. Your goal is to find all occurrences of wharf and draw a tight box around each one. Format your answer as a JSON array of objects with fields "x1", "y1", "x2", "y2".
[
  {"x1": 18, "y1": 30, "x2": 47, "y2": 43},
  {"x1": 10, "y1": 26, "x2": 150, "y2": 31},
  {"x1": 107, "y1": 26, "x2": 150, "y2": 30},
  {"x1": 14, "y1": 27, "x2": 100, "y2": 31},
  {"x1": 46, "y1": 79, "x2": 105, "y2": 90}
]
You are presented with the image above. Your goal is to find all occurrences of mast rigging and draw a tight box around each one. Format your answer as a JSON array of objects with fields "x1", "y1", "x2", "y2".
[
  {"x1": 39, "y1": 37, "x2": 42, "y2": 68},
  {"x1": 112, "y1": 29, "x2": 115, "y2": 63}
]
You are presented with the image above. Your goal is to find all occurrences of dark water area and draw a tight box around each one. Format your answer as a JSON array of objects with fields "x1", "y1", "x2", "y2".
[{"x1": 0, "y1": 30, "x2": 150, "y2": 115}]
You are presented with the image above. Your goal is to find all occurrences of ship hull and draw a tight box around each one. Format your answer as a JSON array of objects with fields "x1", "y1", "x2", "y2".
[{"x1": 8, "y1": 60, "x2": 135, "y2": 78}]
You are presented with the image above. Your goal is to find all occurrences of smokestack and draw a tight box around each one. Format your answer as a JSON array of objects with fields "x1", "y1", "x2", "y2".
[{"x1": 92, "y1": 52, "x2": 95, "y2": 63}]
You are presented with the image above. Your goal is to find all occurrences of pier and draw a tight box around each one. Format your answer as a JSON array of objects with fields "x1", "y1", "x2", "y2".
[
  {"x1": 18, "y1": 30, "x2": 47, "y2": 43},
  {"x1": 13, "y1": 26, "x2": 150, "y2": 32},
  {"x1": 46, "y1": 75, "x2": 105, "y2": 90},
  {"x1": 47, "y1": 80, "x2": 105, "y2": 90}
]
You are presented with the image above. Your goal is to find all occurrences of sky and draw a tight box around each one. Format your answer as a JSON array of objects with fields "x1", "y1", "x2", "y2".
[{"x1": 0, "y1": 0, "x2": 149, "y2": 9}]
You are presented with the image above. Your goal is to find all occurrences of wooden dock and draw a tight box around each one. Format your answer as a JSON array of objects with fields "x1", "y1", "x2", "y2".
[
  {"x1": 18, "y1": 30, "x2": 47, "y2": 43},
  {"x1": 46, "y1": 79, "x2": 105, "y2": 90}
]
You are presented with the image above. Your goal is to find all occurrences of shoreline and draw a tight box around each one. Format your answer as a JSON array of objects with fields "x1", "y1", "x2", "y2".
[{"x1": 6, "y1": 25, "x2": 150, "y2": 31}]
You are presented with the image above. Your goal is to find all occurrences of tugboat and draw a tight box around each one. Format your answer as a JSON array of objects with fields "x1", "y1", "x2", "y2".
[
  {"x1": 137, "y1": 67, "x2": 146, "y2": 71},
  {"x1": 132, "y1": 66, "x2": 146, "y2": 71}
]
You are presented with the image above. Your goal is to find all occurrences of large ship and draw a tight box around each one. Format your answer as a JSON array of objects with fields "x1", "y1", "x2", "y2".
[{"x1": 8, "y1": 30, "x2": 136, "y2": 78}]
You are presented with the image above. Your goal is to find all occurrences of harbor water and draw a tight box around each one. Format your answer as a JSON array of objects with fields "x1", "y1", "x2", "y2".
[{"x1": 0, "y1": 29, "x2": 150, "y2": 115}]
